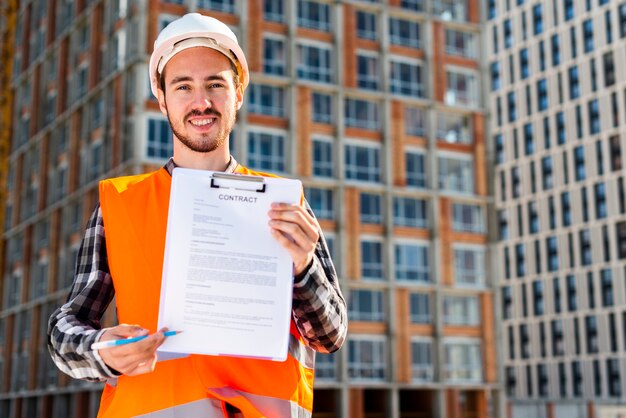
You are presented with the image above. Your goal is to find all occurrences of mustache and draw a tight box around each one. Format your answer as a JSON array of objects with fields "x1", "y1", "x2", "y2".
[{"x1": 185, "y1": 108, "x2": 221, "y2": 120}]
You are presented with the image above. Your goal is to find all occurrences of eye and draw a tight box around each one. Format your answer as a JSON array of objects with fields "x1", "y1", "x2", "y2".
[{"x1": 175, "y1": 84, "x2": 191, "y2": 91}]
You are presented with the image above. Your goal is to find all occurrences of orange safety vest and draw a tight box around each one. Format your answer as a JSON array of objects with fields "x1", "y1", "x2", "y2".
[{"x1": 98, "y1": 166, "x2": 315, "y2": 418}]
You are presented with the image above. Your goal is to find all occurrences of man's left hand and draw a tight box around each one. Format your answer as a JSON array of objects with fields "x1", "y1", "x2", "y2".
[{"x1": 268, "y1": 202, "x2": 320, "y2": 276}]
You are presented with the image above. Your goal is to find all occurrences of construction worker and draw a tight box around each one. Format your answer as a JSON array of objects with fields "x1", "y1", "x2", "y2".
[{"x1": 48, "y1": 13, "x2": 347, "y2": 417}]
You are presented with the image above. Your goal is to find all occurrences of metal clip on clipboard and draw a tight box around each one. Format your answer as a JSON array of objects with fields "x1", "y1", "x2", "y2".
[{"x1": 209, "y1": 172, "x2": 267, "y2": 193}]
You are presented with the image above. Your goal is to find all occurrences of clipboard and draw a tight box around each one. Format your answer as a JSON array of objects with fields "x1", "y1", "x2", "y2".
[{"x1": 157, "y1": 168, "x2": 302, "y2": 361}]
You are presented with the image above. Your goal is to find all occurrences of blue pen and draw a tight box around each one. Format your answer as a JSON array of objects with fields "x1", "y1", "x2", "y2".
[{"x1": 92, "y1": 330, "x2": 181, "y2": 350}]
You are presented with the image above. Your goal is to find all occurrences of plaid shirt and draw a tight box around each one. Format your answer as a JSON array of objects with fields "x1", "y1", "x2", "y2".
[{"x1": 47, "y1": 158, "x2": 347, "y2": 382}]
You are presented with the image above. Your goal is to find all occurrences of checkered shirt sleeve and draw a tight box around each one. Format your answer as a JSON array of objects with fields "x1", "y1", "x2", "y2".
[{"x1": 47, "y1": 204, "x2": 118, "y2": 381}]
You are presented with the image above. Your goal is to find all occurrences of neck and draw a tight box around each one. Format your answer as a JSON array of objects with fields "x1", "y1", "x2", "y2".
[{"x1": 172, "y1": 144, "x2": 231, "y2": 172}]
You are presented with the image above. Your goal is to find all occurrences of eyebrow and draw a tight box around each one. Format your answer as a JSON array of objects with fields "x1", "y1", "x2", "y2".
[{"x1": 169, "y1": 75, "x2": 228, "y2": 85}]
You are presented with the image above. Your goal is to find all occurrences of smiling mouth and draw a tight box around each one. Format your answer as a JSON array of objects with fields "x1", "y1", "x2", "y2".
[{"x1": 189, "y1": 118, "x2": 215, "y2": 127}]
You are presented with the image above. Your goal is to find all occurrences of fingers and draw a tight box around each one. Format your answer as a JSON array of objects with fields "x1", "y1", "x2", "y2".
[
  {"x1": 268, "y1": 203, "x2": 320, "y2": 275},
  {"x1": 97, "y1": 325, "x2": 167, "y2": 376}
]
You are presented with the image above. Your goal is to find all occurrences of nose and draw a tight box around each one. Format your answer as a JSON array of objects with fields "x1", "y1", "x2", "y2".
[{"x1": 191, "y1": 92, "x2": 212, "y2": 110}]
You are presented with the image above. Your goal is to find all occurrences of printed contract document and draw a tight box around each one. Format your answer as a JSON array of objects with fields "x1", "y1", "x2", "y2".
[{"x1": 157, "y1": 168, "x2": 302, "y2": 361}]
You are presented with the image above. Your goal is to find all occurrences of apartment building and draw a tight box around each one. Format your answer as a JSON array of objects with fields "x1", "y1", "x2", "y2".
[
  {"x1": 487, "y1": 1, "x2": 626, "y2": 417},
  {"x1": 0, "y1": 0, "x2": 498, "y2": 417}
]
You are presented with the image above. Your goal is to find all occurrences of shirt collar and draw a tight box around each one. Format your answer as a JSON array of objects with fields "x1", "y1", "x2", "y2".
[{"x1": 164, "y1": 156, "x2": 239, "y2": 176}]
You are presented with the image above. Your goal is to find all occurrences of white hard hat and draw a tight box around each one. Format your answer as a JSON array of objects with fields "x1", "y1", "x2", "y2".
[{"x1": 149, "y1": 13, "x2": 249, "y2": 97}]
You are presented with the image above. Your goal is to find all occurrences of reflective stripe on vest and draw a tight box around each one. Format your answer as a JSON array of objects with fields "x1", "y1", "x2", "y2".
[
  {"x1": 207, "y1": 387, "x2": 312, "y2": 418},
  {"x1": 98, "y1": 167, "x2": 315, "y2": 418},
  {"x1": 135, "y1": 399, "x2": 225, "y2": 417}
]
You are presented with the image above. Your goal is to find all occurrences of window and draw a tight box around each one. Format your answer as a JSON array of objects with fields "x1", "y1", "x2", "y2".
[
  {"x1": 405, "y1": 107, "x2": 426, "y2": 137},
  {"x1": 393, "y1": 197, "x2": 427, "y2": 228},
  {"x1": 315, "y1": 352, "x2": 337, "y2": 380},
  {"x1": 586, "y1": 315, "x2": 598, "y2": 353},
  {"x1": 604, "y1": 51, "x2": 615, "y2": 86},
  {"x1": 533, "y1": 4, "x2": 543, "y2": 35},
  {"x1": 312, "y1": 138, "x2": 333, "y2": 178},
  {"x1": 588, "y1": 99, "x2": 600, "y2": 134},
  {"x1": 248, "y1": 84, "x2": 285, "y2": 117},
  {"x1": 390, "y1": 60, "x2": 424, "y2": 97},
  {"x1": 356, "y1": 11, "x2": 377, "y2": 40},
  {"x1": 495, "y1": 134, "x2": 504, "y2": 164},
  {"x1": 247, "y1": 131, "x2": 285, "y2": 172},
  {"x1": 298, "y1": 0, "x2": 331, "y2": 31},
  {"x1": 572, "y1": 361, "x2": 583, "y2": 396},
  {"x1": 574, "y1": 146, "x2": 586, "y2": 181},
  {"x1": 410, "y1": 293, "x2": 431, "y2": 323},
  {"x1": 147, "y1": 118, "x2": 172, "y2": 159},
  {"x1": 580, "y1": 229, "x2": 592, "y2": 266},
  {"x1": 411, "y1": 339, "x2": 434, "y2": 381},
  {"x1": 541, "y1": 156, "x2": 553, "y2": 190},
  {"x1": 305, "y1": 187, "x2": 334, "y2": 220},
  {"x1": 601, "y1": 269, "x2": 614, "y2": 307},
  {"x1": 360, "y1": 193, "x2": 382, "y2": 224},
  {"x1": 452, "y1": 203, "x2": 484, "y2": 233},
  {"x1": 502, "y1": 286, "x2": 512, "y2": 319},
  {"x1": 508, "y1": 92, "x2": 517, "y2": 122},
  {"x1": 312, "y1": 92, "x2": 332, "y2": 124},
  {"x1": 433, "y1": 0, "x2": 468, "y2": 21},
  {"x1": 264, "y1": 37, "x2": 286, "y2": 76},
  {"x1": 583, "y1": 19, "x2": 594, "y2": 53},
  {"x1": 197, "y1": 0, "x2": 234, "y2": 13},
  {"x1": 444, "y1": 338, "x2": 482, "y2": 382},
  {"x1": 445, "y1": 29, "x2": 476, "y2": 58},
  {"x1": 550, "y1": 319, "x2": 564, "y2": 357},
  {"x1": 345, "y1": 143, "x2": 381, "y2": 182},
  {"x1": 454, "y1": 246, "x2": 485, "y2": 287},
  {"x1": 345, "y1": 98, "x2": 380, "y2": 130},
  {"x1": 406, "y1": 151, "x2": 426, "y2": 188},
  {"x1": 395, "y1": 241, "x2": 430, "y2": 282},
  {"x1": 389, "y1": 18, "x2": 421, "y2": 48},
  {"x1": 443, "y1": 295, "x2": 479, "y2": 325},
  {"x1": 401, "y1": 0, "x2": 424, "y2": 11},
  {"x1": 361, "y1": 239, "x2": 383, "y2": 279},
  {"x1": 519, "y1": 48, "x2": 529, "y2": 79},
  {"x1": 551, "y1": 34, "x2": 561, "y2": 66},
  {"x1": 617, "y1": 222, "x2": 626, "y2": 259},
  {"x1": 532, "y1": 280, "x2": 544, "y2": 315},
  {"x1": 264, "y1": 0, "x2": 284, "y2": 22},
  {"x1": 537, "y1": 79, "x2": 548, "y2": 111},
  {"x1": 438, "y1": 155, "x2": 473, "y2": 193},
  {"x1": 445, "y1": 70, "x2": 478, "y2": 107},
  {"x1": 437, "y1": 113, "x2": 471, "y2": 144},
  {"x1": 491, "y1": 62, "x2": 500, "y2": 91},
  {"x1": 620, "y1": 3, "x2": 626, "y2": 38},
  {"x1": 348, "y1": 337, "x2": 386, "y2": 380},
  {"x1": 561, "y1": 192, "x2": 572, "y2": 226},
  {"x1": 568, "y1": 66, "x2": 580, "y2": 99},
  {"x1": 595, "y1": 182, "x2": 607, "y2": 219},
  {"x1": 524, "y1": 123, "x2": 534, "y2": 155},
  {"x1": 357, "y1": 54, "x2": 380, "y2": 90},
  {"x1": 608, "y1": 358, "x2": 621, "y2": 397},
  {"x1": 516, "y1": 244, "x2": 526, "y2": 277},
  {"x1": 504, "y1": 19, "x2": 513, "y2": 48},
  {"x1": 349, "y1": 289, "x2": 384, "y2": 321},
  {"x1": 297, "y1": 43, "x2": 332, "y2": 82},
  {"x1": 610, "y1": 135, "x2": 622, "y2": 171},
  {"x1": 546, "y1": 237, "x2": 558, "y2": 272}
]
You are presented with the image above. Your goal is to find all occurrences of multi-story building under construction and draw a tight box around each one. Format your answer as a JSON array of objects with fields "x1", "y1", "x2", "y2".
[{"x1": 0, "y1": 0, "x2": 499, "y2": 417}]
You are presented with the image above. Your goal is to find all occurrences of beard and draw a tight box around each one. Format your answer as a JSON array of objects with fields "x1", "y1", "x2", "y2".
[{"x1": 167, "y1": 106, "x2": 236, "y2": 153}]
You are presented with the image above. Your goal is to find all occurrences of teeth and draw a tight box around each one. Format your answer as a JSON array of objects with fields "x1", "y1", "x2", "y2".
[{"x1": 190, "y1": 118, "x2": 214, "y2": 126}]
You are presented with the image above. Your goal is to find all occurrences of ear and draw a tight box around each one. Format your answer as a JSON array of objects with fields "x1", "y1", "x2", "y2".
[
  {"x1": 157, "y1": 88, "x2": 168, "y2": 116},
  {"x1": 235, "y1": 85, "x2": 244, "y2": 110}
]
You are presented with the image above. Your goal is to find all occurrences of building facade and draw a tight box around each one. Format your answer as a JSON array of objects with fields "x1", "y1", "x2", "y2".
[
  {"x1": 0, "y1": 0, "x2": 498, "y2": 417},
  {"x1": 487, "y1": 1, "x2": 626, "y2": 417}
]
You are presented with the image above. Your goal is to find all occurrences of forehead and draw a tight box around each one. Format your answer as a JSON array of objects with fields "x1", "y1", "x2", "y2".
[{"x1": 163, "y1": 47, "x2": 234, "y2": 80}]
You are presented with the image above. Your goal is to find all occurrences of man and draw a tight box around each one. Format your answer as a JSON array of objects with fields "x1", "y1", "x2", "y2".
[{"x1": 48, "y1": 13, "x2": 347, "y2": 418}]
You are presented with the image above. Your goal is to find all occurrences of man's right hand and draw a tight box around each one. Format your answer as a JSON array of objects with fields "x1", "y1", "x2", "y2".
[{"x1": 96, "y1": 325, "x2": 168, "y2": 376}]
